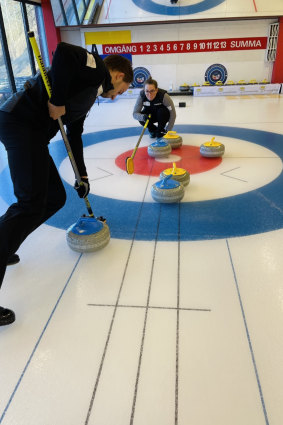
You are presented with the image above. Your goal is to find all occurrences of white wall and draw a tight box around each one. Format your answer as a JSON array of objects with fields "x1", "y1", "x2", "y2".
[{"x1": 60, "y1": 18, "x2": 277, "y2": 91}]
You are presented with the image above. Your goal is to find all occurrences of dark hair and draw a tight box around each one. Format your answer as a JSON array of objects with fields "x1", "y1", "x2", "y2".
[
  {"x1": 144, "y1": 77, "x2": 158, "y2": 88},
  {"x1": 103, "y1": 55, "x2": 133, "y2": 83}
]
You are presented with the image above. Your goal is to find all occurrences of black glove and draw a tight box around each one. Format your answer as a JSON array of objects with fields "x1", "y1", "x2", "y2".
[
  {"x1": 74, "y1": 177, "x2": 90, "y2": 198},
  {"x1": 143, "y1": 114, "x2": 150, "y2": 122}
]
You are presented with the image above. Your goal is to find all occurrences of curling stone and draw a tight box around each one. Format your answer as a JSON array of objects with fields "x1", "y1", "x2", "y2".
[
  {"x1": 66, "y1": 216, "x2": 110, "y2": 253},
  {"x1": 148, "y1": 139, "x2": 172, "y2": 158},
  {"x1": 179, "y1": 83, "x2": 189, "y2": 91},
  {"x1": 200, "y1": 137, "x2": 225, "y2": 158},
  {"x1": 163, "y1": 131, "x2": 183, "y2": 149},
  {"x1": 151, "y1": 174, "x2": 184, "y2": 203},
  {"x1": 160, "y1": 162, "x2": 190, "y2": 187}
]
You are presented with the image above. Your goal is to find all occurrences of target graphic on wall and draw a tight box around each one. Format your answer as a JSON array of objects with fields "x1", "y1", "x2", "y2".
[
  {"x1": 205, "y1": 64, "x2": 228, "y2": 85},
  {"x1": 132, "y1": 67, "x2": 151, "y2": 88}
]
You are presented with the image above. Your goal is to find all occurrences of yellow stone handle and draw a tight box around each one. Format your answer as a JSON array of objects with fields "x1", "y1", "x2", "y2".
[
  {"x1": 204, "y1": 137, "x2": 222, "y2": 147},
  {"x1": 164, "y1": 131, "x2": 178, "y2": 139}
]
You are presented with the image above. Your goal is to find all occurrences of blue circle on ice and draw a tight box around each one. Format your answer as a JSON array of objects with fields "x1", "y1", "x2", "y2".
[
  {"x1": 1, "y1": 125, "x2": 283, "y2": 241},
  {"x1": 132, "y1": 0, "x2": 225, "y2": 16}
]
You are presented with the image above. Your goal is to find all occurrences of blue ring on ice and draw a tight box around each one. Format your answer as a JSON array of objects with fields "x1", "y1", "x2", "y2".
[
  {"x1": 132, "y1": 0, "x2": 225, "y2": 16},
  {"x1": 1, "y1": 125, "x2": 283, "y2": 241}
]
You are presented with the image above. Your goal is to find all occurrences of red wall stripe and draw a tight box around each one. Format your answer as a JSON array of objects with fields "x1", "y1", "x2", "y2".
[
  {"x1": 272, "y1": 17, "x2": 283, "y2": 83},
  {"x1": 102, "y1": 37, "x2": 267, "y2": 55},
  {"x1": 41, "y1": 0, "x2": 61, "y2": 64}
]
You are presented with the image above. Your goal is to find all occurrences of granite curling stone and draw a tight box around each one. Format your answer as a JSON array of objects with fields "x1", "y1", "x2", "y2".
[
  {"x1": 148, "y1": 139, "x2": 172, "y2": 158},
  {"x1": 151, "y1": 174, "x2": 184, "y2": 203},
  {"x1": 163, "y1": 131, "x2": 183, "y2": 149},
  {"x1": 160, "y1": 162, "x2": 190, "y2": 187},
  {"x1": 66, "y1": 216, "x2": 110, "y2": 253},
  {"x1": 200, "y1": 137, "x2": 225, "y2": 158}
]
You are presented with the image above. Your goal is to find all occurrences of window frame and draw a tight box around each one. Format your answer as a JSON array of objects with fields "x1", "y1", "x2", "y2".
[{"x1": 0, "y1": 0, "x2": 47, "y2": 102}]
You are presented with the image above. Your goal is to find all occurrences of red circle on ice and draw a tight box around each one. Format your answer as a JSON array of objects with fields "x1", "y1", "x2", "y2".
[{"x1": 115, "y1": 145, "x2": 222, "y2": 175}]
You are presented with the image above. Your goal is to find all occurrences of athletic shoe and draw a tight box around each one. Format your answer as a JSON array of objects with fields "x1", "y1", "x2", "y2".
[
  {"x1": 149, "y1": 131, "x2": 156, "y2": 138},
  {"x1": 7, "y1": 253, "x2": 20, "y2": 266},
  {"x1": 0, "y1": 306, "x2": 15, "y2": 326},
  {"x1": 156, "y1": 131, "x2": 166, "y2": 140}
]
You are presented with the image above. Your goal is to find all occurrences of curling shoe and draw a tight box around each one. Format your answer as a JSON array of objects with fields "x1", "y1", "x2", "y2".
[
  {"x1": 156, "y1": 131, "x2": 166, "y2": 140},
  {"x1": 7, "y1": 253, "x2": 20, "y2": 266},
  {"x1": 0, "y1": 306, "x2": 15, "y2": 326},
  {"x1": 149, "y1": 131, "x2": 157, "y2": 139}
]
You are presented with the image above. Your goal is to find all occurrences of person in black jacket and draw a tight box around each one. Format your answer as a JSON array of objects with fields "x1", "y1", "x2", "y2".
[
  {"x1": 0, "y1": 42, "x2": 133, "y2": 326},
  {"x1": 133, "y1": 77, "x2": 176, "y2": 139}
]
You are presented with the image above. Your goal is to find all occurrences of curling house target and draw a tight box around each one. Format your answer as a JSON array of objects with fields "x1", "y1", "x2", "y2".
[
  {"x1": 1, "y1": 125, "x2": 283, "y2": 242},
  {"x1": 132, "y1": 0, "x2": 226, "y2": 15}
]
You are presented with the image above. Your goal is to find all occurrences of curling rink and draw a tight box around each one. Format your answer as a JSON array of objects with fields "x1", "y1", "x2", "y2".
[
  {"x1": 98, "y1": 0, "x2": 283, "y2": 24},
  {"x1": 1, "y1": 92, "x2": 283, "y2": 425}
]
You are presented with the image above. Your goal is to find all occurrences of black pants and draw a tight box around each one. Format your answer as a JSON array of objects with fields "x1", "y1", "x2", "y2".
[
  {"x1": 0, "y1": 112, "x2": 66, "y2": 290},
  {"x1": 139, "y1": 107, "x2": 170, "y2": 136}
]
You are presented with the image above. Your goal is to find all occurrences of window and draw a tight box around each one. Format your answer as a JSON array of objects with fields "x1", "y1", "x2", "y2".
[
  {"x1": 2, "y1": 0, "x2": 32, "y2": 90},
  {"x1": 0, "y1": 40, "x2": 12, "y2": 103},
  {"x1": 50, "y1": 0, "x2": 99, "y2": 27},
  {"x1": 0, "y1": 0, "x2": 48, "y2": 105}
]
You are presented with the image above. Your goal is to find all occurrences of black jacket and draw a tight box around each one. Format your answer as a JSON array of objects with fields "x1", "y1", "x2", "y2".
[
  {"x1": 0, "y1": 42, "x2": 113, "y2": 175},
  {"x1": 140, "y1": 88, "x2": 167, "y2": 115}
]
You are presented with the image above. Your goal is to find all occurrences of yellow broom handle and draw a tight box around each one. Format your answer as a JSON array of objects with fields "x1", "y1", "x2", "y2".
[
  {"x1": 28, "y1": 33, "x2": 52, "y2": 99},
  {"x1": 28, "y1": 31, "x2": 94, "y2": 217}
]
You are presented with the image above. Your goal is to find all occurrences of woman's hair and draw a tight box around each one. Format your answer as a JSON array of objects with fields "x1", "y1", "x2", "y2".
[
  {"x1": 144, "y1": 77, "x2": 158, "y2": 88},
  {"x1": 103, "y1": 55, "x2": 133, "y2": 83}
]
